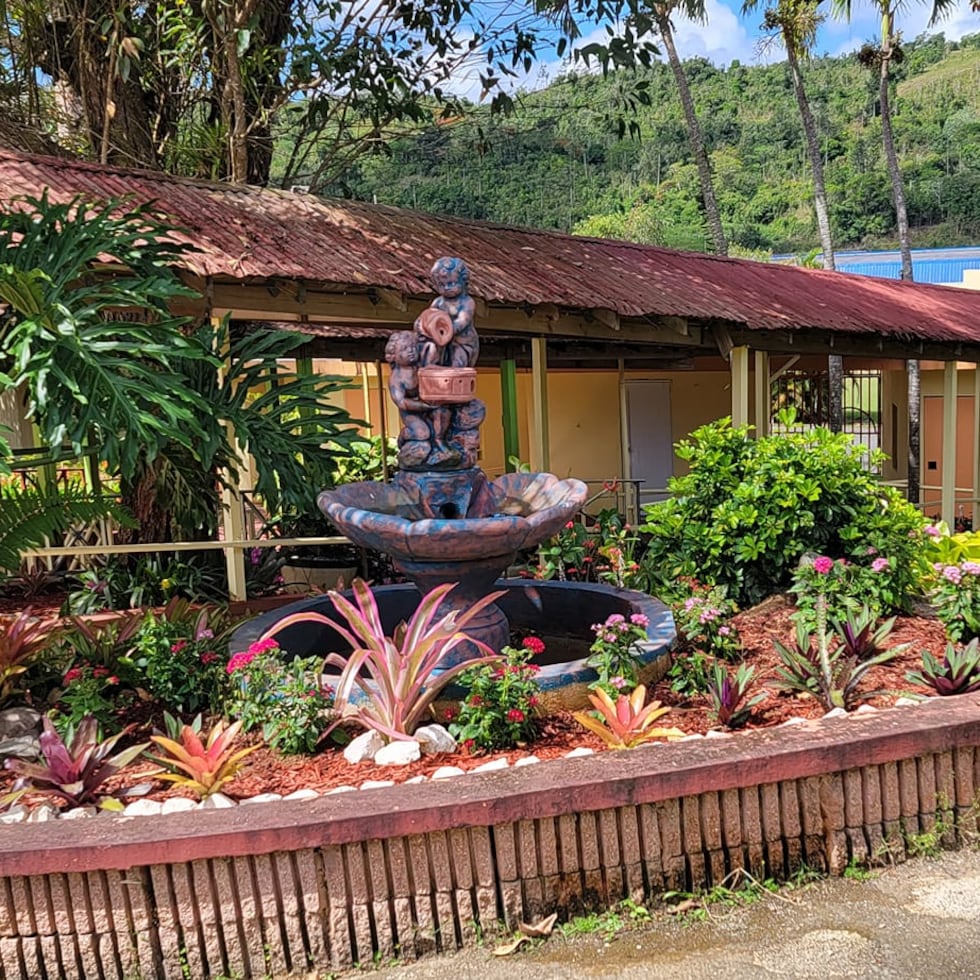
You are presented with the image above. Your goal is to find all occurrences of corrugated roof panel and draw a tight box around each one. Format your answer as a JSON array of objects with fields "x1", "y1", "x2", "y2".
[{"x1": 2, "y1": 149, "x2": 979, "y2": 345}]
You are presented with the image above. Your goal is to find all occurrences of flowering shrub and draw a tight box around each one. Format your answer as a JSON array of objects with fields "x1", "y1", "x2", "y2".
[
  {"x1": 227, "y1": 639, "x2": 335, "y2": 755},
  {"x1": 533, "y1": 508, "x2": 642, "y2": 587},
  {"x1": 585, "y1": 612, "x2": 650, "y2": 695},
  {"x1": 128, "y1": 612, "x2": 228, "y2": 714},
  {"x1": 928, "y1": 560, "x2": 980, "y2": 643},
  {"x1": 450, "y1": 644, "x2": 542, "y2": 752},
  {"x1": 671, "y1": 583, "x2": 740, "y2": 661},
  {"x1": 53, "y1": 662, "x2": 127, "y2": 737},
  {"x1": 791, "y1": 552, "x2": 906, "y2": 629}
]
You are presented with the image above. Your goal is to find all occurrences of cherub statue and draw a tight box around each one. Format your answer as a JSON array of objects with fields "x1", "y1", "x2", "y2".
[
  {"x1": 384, "y1": 330, "x2": 458, "y2": 469},
  {"x1": 415, "y1": 256, "x2": 479, "y2": 369}
]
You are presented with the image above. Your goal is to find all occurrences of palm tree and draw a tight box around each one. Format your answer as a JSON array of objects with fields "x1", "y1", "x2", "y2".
[
  {"x1": 747, "y1": 0, "x2": 836, "y2": 270},
  {"x1": 650, "y1": 0, "x2": 729, "y2": 255}
]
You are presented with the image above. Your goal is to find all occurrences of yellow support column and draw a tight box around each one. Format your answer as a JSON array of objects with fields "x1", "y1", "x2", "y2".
[
  {"x1": 753, "y1": 350, "x2": 770, "y2": 438},
  {"x1": 731, "y1": 346, "x2": 750, "y2": 429},
  {"x1": 974, "y1": 367, "x2": 980, "y2": 525},
  {"x1": 942, "y1": 361, "x2": 958, "y2": 526},
  {"x1": 217, "y1": 316, "x2": 248, "y2": 601},
  {"x1": 530, "y1": 337, "x2": 550, "y2": 472}
]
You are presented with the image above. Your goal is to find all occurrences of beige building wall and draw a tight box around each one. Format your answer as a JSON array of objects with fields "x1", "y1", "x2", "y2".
[{"x1": 0, "y1": 385, "x2": 34, "y2": 451}]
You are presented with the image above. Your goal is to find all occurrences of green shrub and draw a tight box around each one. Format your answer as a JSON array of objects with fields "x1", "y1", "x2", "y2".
[{"x1": 637, "y1": 417, "x2": 926, "y2": 608}]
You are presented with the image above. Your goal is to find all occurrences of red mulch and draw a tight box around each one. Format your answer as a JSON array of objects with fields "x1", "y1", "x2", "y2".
[{"x1": 0, "y1": 592, "x2": 954, "y2": 804}]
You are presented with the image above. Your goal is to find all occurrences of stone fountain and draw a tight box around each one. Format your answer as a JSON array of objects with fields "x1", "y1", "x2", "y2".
[
  {"x1": 231, "y1": 257, "x2": 676, "y2": 704},
  {"x1": 317, "y1": 256, "x2": 588, "y2": 665}
]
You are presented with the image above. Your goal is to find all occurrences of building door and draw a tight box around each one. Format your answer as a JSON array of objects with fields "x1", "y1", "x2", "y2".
[{"x1": 623, "y1": 380, "x2": 673, "y2": 508}]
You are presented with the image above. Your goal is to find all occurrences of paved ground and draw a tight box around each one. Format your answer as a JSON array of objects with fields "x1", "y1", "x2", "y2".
[{"x1": 369, "y1": 848, "x2": 980, "y2": 979}]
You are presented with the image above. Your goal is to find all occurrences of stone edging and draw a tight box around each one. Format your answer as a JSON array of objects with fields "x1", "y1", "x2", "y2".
[{"x1": 2, "y1": 695, "x2": 980, "y2": 978}]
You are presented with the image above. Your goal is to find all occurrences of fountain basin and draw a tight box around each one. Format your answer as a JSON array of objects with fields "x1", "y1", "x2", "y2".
[{"x1": 230, "y1": 580, "x2": 676, "y2": 713}]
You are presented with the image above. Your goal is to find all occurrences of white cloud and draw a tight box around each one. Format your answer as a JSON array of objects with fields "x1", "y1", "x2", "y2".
[{"x1": 668, "y1": 0, "x2": 759, "y2": 65}]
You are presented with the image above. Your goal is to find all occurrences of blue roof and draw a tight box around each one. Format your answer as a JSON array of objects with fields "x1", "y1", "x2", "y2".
[{"x1": 832, "y1": 246, "x2": 980, "y2": 284}]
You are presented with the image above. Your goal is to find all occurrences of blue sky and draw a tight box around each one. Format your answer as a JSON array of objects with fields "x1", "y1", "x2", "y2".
[{"x1": 664, "y1": 0, "x2": 977, "y2": 65}]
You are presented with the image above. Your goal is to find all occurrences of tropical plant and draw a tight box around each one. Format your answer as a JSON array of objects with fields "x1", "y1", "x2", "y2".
[
  {"x1": 907, "y1": 641, "x2": 980, "y2": 696},
  {"x1": 149, "y1": 718, "x2": 257, "y2": 800},
  {"x1": 52, "y1": 663, "x2": 127, "y2": 738},
  {"x1": 227, "y1": 639, "x2": 336, "y2": 755},
  {"x1": 671, "y1": 582, "x2": 741, "y2": 661},
  {"x1": 0, "y1": 482, "x2": 133, "y2": 576},
  {"x1": 0, "y1": 608, "x2": 58, "y2": 703},
  {"x1": 927, "y1": 560, "x2": 980, "y2": 643},
  {"x1": 126, "y1": 608, "x2": 229, "y2": 714},
  {"x1": 329, "y1": 436, "x2": 399, "y2": 485},
  {"x1": 707, "y1": 663, "x2": 765, "y2": 729},
  {"x1": 584, "y1": 611, "x2": 653, "y2": 695},
  {"x1": 833, "y1": 608, "x2": 899, "y2": 661},
  {"x1": 262, "y1": 579, "x2": 502, "y2": 741},
  {"x1": 573, "y1": 685, "x2": 684, "y2": 749},
  {"x1": 450, "y1": 644, "x2": 542, "y2": 752},
  {"x1": 638, "y1": 417, "x2": 927, "y2": 607},
  {"x1": 3, "y1": 715, "x2": 150, "y2": 811},
  {"x1": 773, "y1": 594, "x2": 901, "y2": 710},
  {"x1": 747, "y1": 0, "x2": 836, "y2": 271}
]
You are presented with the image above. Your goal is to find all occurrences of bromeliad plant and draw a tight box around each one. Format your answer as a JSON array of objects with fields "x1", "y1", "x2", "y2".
[
  {"x1": 773, "y1": 596, "x2": 902, "y2": 711},
  {"x1": 0, "y1": 608, "x2": 58, "y2": 704},
  {"x1": 833, "y1": 608, "x2": 899, "y2": 662},
  {"x1": 573, "y1": 685, "x2": 684, "y2": 749},
  {"x1": 706, "y1": 663, "x2": 765, "y2": 730},
  {"x1": 3, "y1": 715, "x2": 150, "y2": 811},
  {"x1": 906, "y1": 640, "x2": 980, "y2": 696},
  {"x1": 149, "y1": 717, "x2": 258, "y2": 800},
  {"x1": 262, "y1": 579, "x2": 502, "y2": 742}
]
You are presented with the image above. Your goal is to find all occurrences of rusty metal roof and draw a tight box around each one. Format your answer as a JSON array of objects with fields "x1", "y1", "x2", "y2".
[{"x1": 2, "y1": 148, "x2": 979, "y2": 345}]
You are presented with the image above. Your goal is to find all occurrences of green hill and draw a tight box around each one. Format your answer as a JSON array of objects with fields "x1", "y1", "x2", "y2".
[{"x1": 292, "y1": 31, "x2": 980, "y2": 254}]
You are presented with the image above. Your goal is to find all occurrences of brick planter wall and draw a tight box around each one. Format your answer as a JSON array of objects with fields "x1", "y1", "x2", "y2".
[{"x1": 3, "y1": 696, "x2": 980, "y2": 978}]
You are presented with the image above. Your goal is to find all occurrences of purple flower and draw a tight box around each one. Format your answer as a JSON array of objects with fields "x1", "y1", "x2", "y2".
[
  {"x1": 964, "y1": 562, "x2": 980, "y2": 576},
  {"x1": 871, "y1": 557, "x2": 890, "y2": 573},
  {"x1": 943, "y1": 565, "x2": 963, "y2": 585},
  {"x1": 813, "y1": 556, "x2": 834, "y2": 575}
]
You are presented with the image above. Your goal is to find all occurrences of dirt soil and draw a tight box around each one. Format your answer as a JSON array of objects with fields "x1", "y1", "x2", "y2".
[{"x1": 0, "y1": 593, "x2": 953, "y2": 804}]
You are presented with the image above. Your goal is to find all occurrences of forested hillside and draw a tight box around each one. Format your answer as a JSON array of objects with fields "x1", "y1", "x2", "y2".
[{"x1": 308, "y1": 32, "x2": 980, "y2": 255}]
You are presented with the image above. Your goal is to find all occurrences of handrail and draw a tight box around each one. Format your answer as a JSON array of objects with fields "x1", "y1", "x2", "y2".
[{"x1": 21, "y1": 536, "x2": 350, "y2": 559}]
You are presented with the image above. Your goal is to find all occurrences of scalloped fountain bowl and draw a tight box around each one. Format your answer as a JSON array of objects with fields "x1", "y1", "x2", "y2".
[{"x1": 316, "y1": 469, "x2": 590, "y2": 667}]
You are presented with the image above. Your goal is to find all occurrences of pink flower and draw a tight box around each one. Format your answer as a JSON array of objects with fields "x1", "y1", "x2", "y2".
[
  {"x1": 925, "y1": 524, "x2": 942, "y2": 538},
  {"x1": 610, "y1": 676, "x2": 628, "y2": 689},
  {"x1": 812, "y1": 556, "x2": 834, "y2": 575},
  {"x1": 871, "y1": 557, "x2": 890, "y2": 573},
  {"x1": 226, "y1": 650, "x2": 257, "y2": 674},
  {"x1": 630, "y1": 613, "x2": 649, "y2": 627},
  {"x1": 606, "y1": 614, "x2": 625, "y2": 625},
  {"x1": 248, "y1": 638, "x2": 279, "y2": 655},
  {"x1": 719, "y1": 625, "x2": 732, "y2": 636},
  {"x1": 522, "y1": 636, "x2": 546, "y2": 654},
  {"x1": 964, "y1": 562, "x2": 980, "y2": 576},
  {"x1": 943, "y1": 565, "x2": 963, "y2": 585},
  {"x1": 506, "y1": 708, "x2": 525, "y2": 723}
]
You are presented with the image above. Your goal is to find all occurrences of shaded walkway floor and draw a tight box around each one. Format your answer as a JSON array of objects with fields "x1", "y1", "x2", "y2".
[{"x1": 372, "y1": 848, "x2": 980, "y2": 979}]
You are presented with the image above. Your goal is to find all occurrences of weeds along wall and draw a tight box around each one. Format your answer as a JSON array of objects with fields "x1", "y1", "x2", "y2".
[{"x1": 1, "y1": 695, "x2": 980, "y2": 978}]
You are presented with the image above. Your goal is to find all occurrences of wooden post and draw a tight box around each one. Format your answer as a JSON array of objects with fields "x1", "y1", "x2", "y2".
[
  {"x1": 218, "y1": 317, "x2": 248, "y2": 601},
  {"x1": 731, "y1": 346, "x2": 750, "y2": 428},
  {"x1": 375, "y1": 360, "x2": 390, "y2": 482},
  {"x1": 499, "y1": 357, "x2": 520, "y2": 471},
  {"x1": 753, "y1": 351, "x2": 770, "y2": 438},
  {"x1": 908, "y1": 359, "x2": 921, "y2": 506},
  {"x1": 942, "y1": 360, "x2": 958, "y2": 525},
  {"x1": 530, "y1": 338, "x2": 550, "y2": 472}
]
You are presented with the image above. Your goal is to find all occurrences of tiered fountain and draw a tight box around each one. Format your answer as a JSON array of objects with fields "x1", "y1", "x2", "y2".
[{"x1": 234, "y1": 257, "x2": 674, "y2": 706}]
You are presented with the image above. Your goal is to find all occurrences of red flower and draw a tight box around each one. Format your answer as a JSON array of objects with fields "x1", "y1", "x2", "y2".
[
  {"x1": 528, "y1": 695, "x2": 539, "y2": 707},
  {"x1": 200, "y1": 651, "x2": 219, "y2": 665},
  {"x1": 506, "y1": 708, "x2": 525, "y2": 723},
  {"x1": 63, "y1": 667, "x2": 82, "y2": 685},
  {"x1": 468, "y1": 694, "x2": 483, "y2": 706},
  {"x1": 522, "y1": 636, "x2": 546, "y2": 655},
  {"x1": 170, "y1": 640, "x2": 188, "y2": 654}
]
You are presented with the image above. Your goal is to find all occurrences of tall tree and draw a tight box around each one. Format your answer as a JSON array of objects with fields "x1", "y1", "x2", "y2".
[
  {"x1": 748, "y1": 0, "x2": 836, "y2": 269},
  {"x1": 650, "y1": 0, "x2": 728, "y2": 255},
  {"x1": 0, "y1": 0, "x2": 659, "y2": 188}
]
